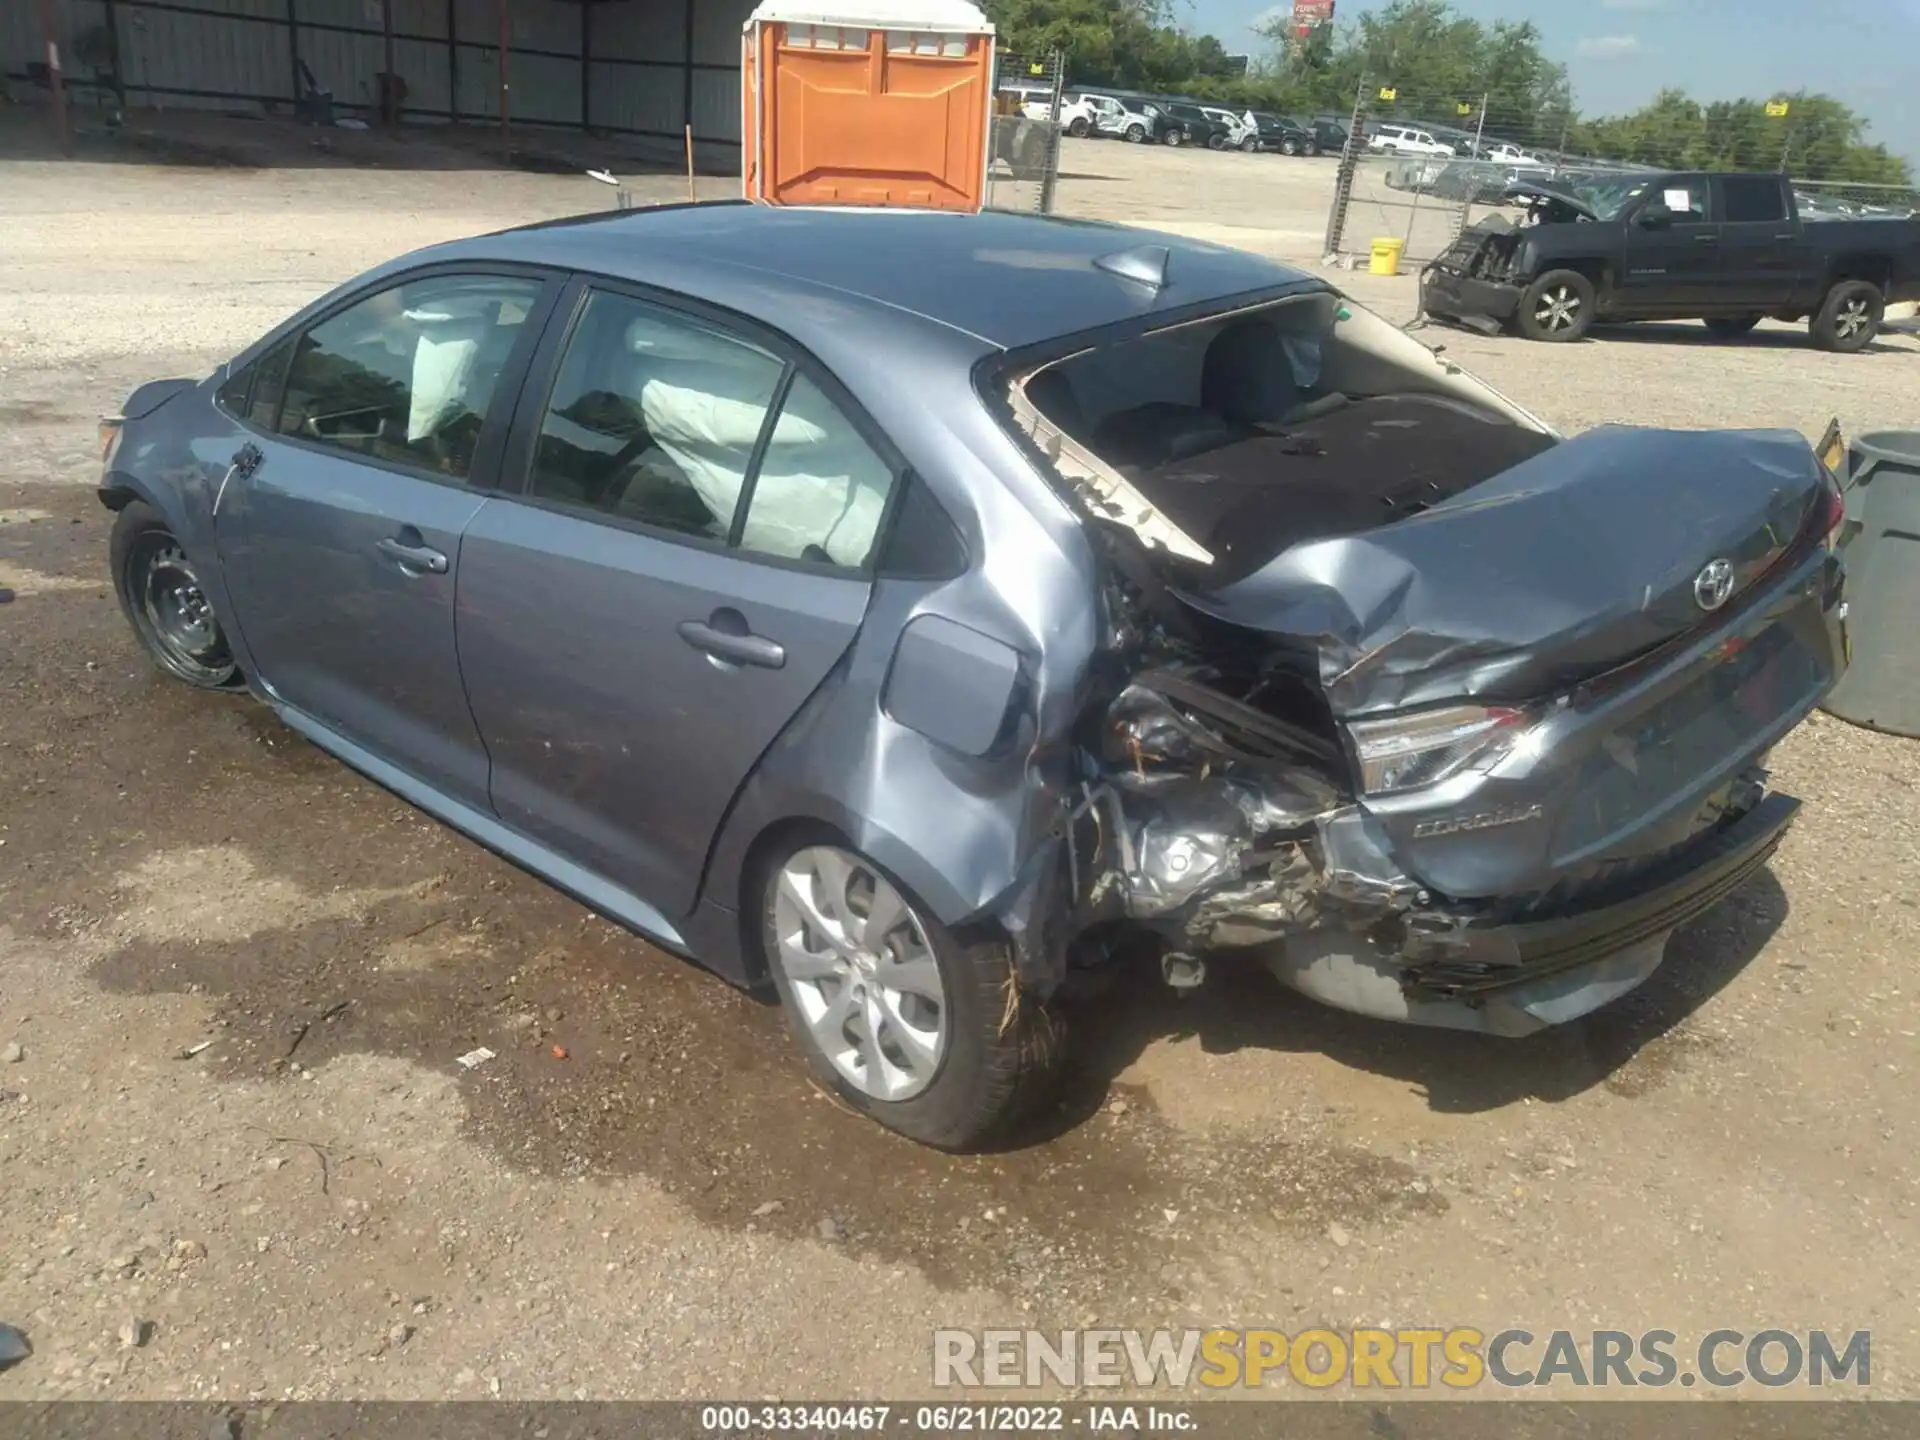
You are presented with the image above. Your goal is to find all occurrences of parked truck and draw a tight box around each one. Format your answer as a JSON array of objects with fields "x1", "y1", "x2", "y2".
[{"x1": 1421, "y1": 170, "x2": 1920, "y2": 352}]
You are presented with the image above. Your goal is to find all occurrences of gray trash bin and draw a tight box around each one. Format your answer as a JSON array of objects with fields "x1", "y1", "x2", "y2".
[{"x1": 1821, "y1": 431, "x2": 1920, "y2": 737}]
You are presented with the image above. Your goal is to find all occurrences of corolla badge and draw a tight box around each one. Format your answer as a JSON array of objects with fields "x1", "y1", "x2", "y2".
[{"x1": 1694, "y1": 558, "x2": 1736, "y2": 612}]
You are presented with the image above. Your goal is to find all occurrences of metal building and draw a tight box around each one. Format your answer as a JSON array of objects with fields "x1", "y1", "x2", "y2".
[{"x1": 1, "y1": 0, "x2": 758, "y2": 166}]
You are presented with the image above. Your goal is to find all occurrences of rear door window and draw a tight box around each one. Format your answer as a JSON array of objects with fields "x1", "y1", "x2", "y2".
[
  {"x1": 528, "y1": 289, "x2": 787, "y2": 539},
  {"x1": 736, "y1": 372, "x2": 898, "y2": 568},
  {"x1": 525, "y1": 287, "x2": 903, "y2": 570},
  {"x1": 1720, "y1": 176, "x2": 1788, "y2": 225}
]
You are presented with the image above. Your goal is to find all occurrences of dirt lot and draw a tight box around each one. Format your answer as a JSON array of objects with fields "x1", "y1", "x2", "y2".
[{"x1": 4, "y1": 112, "x2": 1920, "y2": 1404}]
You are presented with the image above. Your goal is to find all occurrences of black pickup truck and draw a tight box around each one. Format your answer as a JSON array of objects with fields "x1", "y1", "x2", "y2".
[{"x1": 1421, "y1": 170, "x2": 1920, "y2": 351}]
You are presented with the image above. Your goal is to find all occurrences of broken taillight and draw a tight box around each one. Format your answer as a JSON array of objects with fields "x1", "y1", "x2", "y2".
[{"x1": 1820, "y1": 478, "x2": 1847, "y2": 553}]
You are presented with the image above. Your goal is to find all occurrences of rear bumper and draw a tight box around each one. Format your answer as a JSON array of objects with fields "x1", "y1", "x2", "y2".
[
  {"x1": 1270, "y1": 792, "x2": 1797, "y2": 1036},
  {"x1": 1419, "y1": 267, "x2": 1522, "y2": 324}
]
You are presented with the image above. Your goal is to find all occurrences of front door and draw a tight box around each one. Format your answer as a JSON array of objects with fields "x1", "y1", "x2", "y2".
[
  {"x1": 218, "y1": 270, "x2": 552, "y2": 806},
  {"x1": 1618, "y1": 175, "x2": 1721, "y2": 312},
  {"x1": 456, "y1": 284, "x2": 901, "y2": 917}
]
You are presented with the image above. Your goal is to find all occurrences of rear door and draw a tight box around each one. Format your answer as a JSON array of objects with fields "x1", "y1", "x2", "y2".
[
  {"x1": 455, "y1": 281, "x2": 903, "y2": 917},
  {"x1": 1618, "y1": 175, "x2": 1721, "y2": 311},
  {"x1": 1712, "y1": 174, "x2": 1803, "y2": 311},
  {"x1": 216, "y1": 268, "x2": 556, "y2": 806}
]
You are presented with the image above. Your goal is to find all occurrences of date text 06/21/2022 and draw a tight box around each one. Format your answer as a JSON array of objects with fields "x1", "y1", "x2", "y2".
[{"x1": 698, "y1": 1404, "x2": 1194, "y2": 1433}]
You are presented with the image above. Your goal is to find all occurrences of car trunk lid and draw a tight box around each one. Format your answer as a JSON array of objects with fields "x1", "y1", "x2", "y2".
[{"x1": 1177, "y1": 425, "x2": 1829, "y2": 716}]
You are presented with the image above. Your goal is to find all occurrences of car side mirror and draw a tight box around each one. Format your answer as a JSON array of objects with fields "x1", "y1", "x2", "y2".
[{"x1": 1638, "y1": 205, "x2": 1672, "y2": 229}]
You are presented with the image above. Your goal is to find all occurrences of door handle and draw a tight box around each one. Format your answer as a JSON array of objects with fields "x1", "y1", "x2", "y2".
[
  {"x1": 1692, "y1": 233, "x2": 1719, "y2": 243},
  {"x1": 376, "y1": 535, "x2": 449, "y2": 575},
  {"x1": 678, "y1": 617, "x2": 786, "y2": 670}
]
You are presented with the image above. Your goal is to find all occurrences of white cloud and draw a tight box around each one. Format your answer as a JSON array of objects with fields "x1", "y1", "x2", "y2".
[
  {"x1": 1601, "y1": 0, "x2": 1663, "y2": 10},
  {"x1": 1577, "y1": 34, "x2": 1645, "y2": 58},
  {"x1": 1249, "y1": 4, "x2": 1292, "y2": 29}
]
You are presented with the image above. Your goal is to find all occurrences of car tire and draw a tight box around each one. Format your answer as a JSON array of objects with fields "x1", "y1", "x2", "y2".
[
  {"x1": 1280, "y1": 137, "x2": 1300, "y2": 156},
  {"x1": 1163, "y1": 129, "x2": 1183, "y2": 146},
  {"x1": 761, "y1": 837, "x2": 1065, "y2": 1151},
  {"x1": 1240, "y1": 136, "x2": 1258, "y2": 152},
  {"x1": 110, "y1": 500, "x2": 241, "y2": 690},
  {"x1": 1703, "y1": 314, "x2": 1763, "y2": 339},
  {"x1": 1067, "y1": 116, "x2": 1090, "y2": 138},
  {"x1": 1124, "y1": 124, "x2": 1145, "y2": 143},
  {"x1": 1305, "y1": 140, "x2": 1320, "y2": 157},
  {"x1": 1207, "y1": 134, "x2": 1225, "y2": 151},
  {"x1": 1811, "y1": 280, "x2": 1884, "y2": 353},
  {"x1": 1516, "y1": 269, "x2": 1597, "y2": 343}
]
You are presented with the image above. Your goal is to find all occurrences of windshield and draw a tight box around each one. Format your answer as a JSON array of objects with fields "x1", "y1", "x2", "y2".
[{"x1": 1576, "y1": 178, "x2": 1654, "y2": 220}]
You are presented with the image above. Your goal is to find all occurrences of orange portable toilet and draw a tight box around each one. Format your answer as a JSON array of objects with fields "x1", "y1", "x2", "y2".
[{"x1": 742, "y1": 0, "x2": 996, "y2": 211}]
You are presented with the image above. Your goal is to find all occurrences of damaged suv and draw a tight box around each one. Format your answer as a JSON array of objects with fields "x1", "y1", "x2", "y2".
[{"x1": 99, "y1": 206, "x2": 1848, "y2": 1149}]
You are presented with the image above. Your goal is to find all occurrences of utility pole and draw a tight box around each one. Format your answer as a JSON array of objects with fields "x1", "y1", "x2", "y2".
[
  {"x1": 497, "y1": 0, "x2": 511, "y2": 163},
  {"x1": 1471, "y1": 91, "x2": 1488, "y2": 156},
  {"x1": 38, "y1": 0, "x2": 72, "y2": 157}
]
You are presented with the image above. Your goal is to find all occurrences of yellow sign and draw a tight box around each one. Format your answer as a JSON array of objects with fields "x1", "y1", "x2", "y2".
[
  {"x1": 1029, "y1": 62, "x2": 1045, "y2": 75},
  {"x1": 1817, "y1": 417, "x2": 1846, "y2": 476},
  {"x1": 1378, "y1": 86, "x2": 1397, "y2": 100},
  {"x1": 1456, "y1": 102, "x2": 1473, "y2": 116},
  {"x1": 1766, "y1": 100, "x2": 1790, "y2": 117}
]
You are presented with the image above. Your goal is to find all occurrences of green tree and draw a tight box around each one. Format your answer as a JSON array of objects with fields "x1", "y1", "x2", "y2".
[{"x1": 982, "y1": 0, "x2": 1911, "y2": 184}]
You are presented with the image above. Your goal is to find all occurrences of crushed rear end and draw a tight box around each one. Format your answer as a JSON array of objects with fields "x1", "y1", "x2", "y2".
[{"x1": 998, "y1": 286, "x2": 1847, "y2": 1034}]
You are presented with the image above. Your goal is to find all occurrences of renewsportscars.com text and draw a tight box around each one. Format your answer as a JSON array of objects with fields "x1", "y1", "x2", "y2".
[{"x1": 932, "y1": 1327, "x2": 1871, "y2": 1390}]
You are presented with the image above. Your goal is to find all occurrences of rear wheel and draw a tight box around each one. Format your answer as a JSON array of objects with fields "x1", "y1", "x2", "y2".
[
  {"x1": 1703, "y1": 314, "x2": 1763, "y2": 339},
  {"x1": 1067, "y1": 116, "x2": 1090, "y2": 138},
  {"x1": 1207, "y1": 133, "x2": 1225, "y2": 151},
  {"x1": 1305, "y1": 139, "x2": 1320, "y2": 157},
  {"x1": 110, "y1": 501, "x2": 240, "y2": 690},
  {"x1": 761, "y1": 839, "x2": 1064, "y2": 1150},
  {"x1": 1811, "y1": 280, "x2": 1884, "y2": 353},
  {"x1": 1162, "y1": 128, "x2": 1183, "y2": 146},
  {"x1": 1516, "y1": 269, "x2": 1596, "y2": 343}
]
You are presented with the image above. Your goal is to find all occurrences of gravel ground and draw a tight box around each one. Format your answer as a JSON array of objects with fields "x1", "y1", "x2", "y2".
[{"x1": 3, "y1": 111, "x2": 1920, "y2": 1404}]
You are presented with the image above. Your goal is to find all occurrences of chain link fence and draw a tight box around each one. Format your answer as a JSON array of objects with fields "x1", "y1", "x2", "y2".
[
  {"x1": 1322, "y1": 84, "x2": 1918, "y2": 270},
  {"x1": 983, "y1": 49, "x2": 1065, "y2": 215}
]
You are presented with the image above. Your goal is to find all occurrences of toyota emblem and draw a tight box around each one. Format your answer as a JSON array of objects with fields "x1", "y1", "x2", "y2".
[{"x1": 1694, "y1": 558, "x2": 1736, "y2": 612}]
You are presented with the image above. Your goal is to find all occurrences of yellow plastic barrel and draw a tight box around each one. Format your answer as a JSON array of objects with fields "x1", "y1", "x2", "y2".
[{"x1": 1369, "y1": 237, "x2": 1406, "y2": 276}]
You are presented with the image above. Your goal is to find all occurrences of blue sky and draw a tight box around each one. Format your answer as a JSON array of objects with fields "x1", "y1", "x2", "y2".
[{"x1": 1201, "y1": 0, "x2": 1920, "y2": 165}]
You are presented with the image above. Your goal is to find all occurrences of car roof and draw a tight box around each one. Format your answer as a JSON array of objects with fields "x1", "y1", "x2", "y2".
[{"x1": 443, "y1": 204, "x2": 1313, "y2": 353}]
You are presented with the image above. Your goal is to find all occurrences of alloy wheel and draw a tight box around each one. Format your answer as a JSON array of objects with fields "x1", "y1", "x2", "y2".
[
  {"x1": 1835, "y1": 296, "x2": 1872, "y2": 342},
  {"x1": 771, "y1": 846, "x2": 947, "y2": 1102},
  {"x1": 1534, "y1": 285, "x2": 1583, "y2": 333}
]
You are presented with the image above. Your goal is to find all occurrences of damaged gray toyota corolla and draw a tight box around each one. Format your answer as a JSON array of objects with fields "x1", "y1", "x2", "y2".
[{"x1": 98, "y1": 205, "x2": 1849, "y2": 1149}]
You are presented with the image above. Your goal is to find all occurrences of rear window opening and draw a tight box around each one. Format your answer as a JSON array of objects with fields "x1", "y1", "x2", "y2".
[{"x1": 1008, "y1": 290, "x2": 1560, "y2": 583}]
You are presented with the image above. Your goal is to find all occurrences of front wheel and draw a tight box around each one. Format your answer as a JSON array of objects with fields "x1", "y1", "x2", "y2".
[
  {"x1": 1811, "y1": 280, "x2": 1884, "y2": 353},
  {"x1": 1240, "y1": 136, "x2": 1258, "y2": 153},
  {"x1": 1280, "y1": 137, "x2": 1301, "y2": 157},
  {"x1": 1124, "y1": 123, "x2": 1146, "y2": 144},
  {"x1": 110, "y1": 501, "x2": 240, "y2": 689},
  {"x1": 1703, "y1": 314, "x2": 1763, "y2": 339},
  {"x1": 761, "y1": 840, "x2": 1064, "y2": 1150},
  {"x1": 1516, "y1": 269, "x2": 1596, "y2": 343}
]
